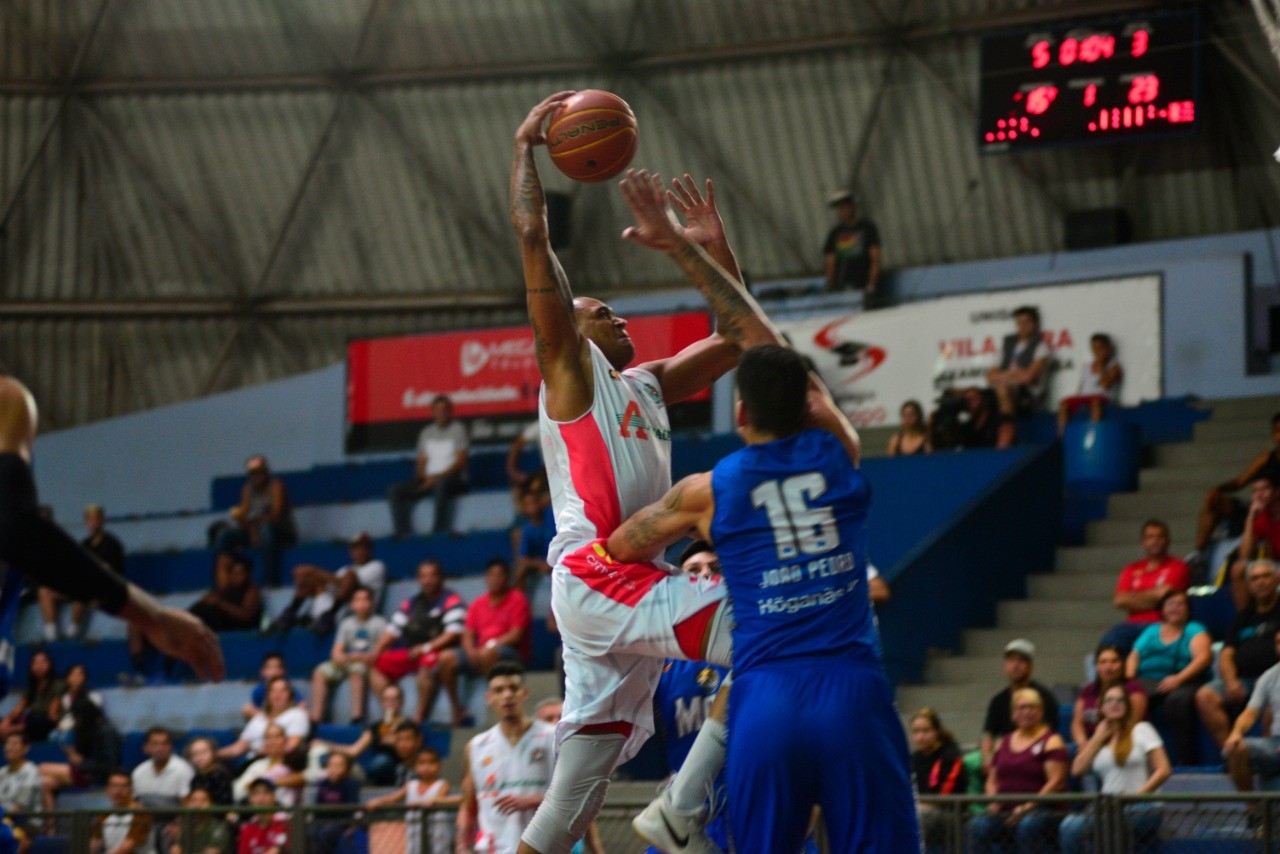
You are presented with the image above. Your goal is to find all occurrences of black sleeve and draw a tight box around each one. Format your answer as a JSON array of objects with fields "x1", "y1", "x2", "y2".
[
  {"x1": 1225, "y1": 611, "x2": 1247, "y2": 649},
  {"x1": 103, "y1": 534, "x2": 127, "y2": 577},
  {"x1": 982, "y1": 691, "x2": 1003, "y2": 736},
  {"x1": 864, "y1": 220, "x2": 881, "y2": 248},
  {"x1": 1040, "y1": 685, "x2": 1060, "y2": 729},
  {"x1": 822, "y1": 227, "x2": 837, "y2": 255}
]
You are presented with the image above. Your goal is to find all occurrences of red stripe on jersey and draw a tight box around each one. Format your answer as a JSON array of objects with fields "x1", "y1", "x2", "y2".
[
  {"x1": 562, "y1": 540, "x2": 666, "y2": 608},
  {"x1": 558, "y1": 415, "x2": 623, "y2": 536}
]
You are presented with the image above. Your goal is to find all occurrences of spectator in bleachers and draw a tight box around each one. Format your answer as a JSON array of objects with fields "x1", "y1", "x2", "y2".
[
  {"x1": 1102, "y1": 519, "x2": 1190, "y2": 653},
  {"x1": 1126, "y1": 589, "x2": 1211, "y2": 765},
  {"x1": 1056, "y1": 333, "x2": 1122, "y2": 436},
  {"x1": 387, "y1": 395, "x2": 470, "y2": 539},
  {"x1": 213, "y1": 455, "x2": 297, "y2": 586},
  {"x1": 1071, "y1": 644, "x2": 1148, "y2": 746},
  {"x1": 1225, "y1": 629, "x2": 1280, "y2": 794},
  {"x1": 1198, "y1": 559, "x2": 1280, "y2": 756},
  {"x1": 955, "y1": 387, "x2": 1013, "y2": 450},
  {"x1": 270, "y1": 531, "x2": 387, "y2": 636},
  {"x1": 91, "y1": 770, "x2": 155, "y2": 854},
  {"x1": 241, "y1": 654, "x2": 290, "y2": 721},
  {"x1": 505, "y1": 422, "x2": 545, "y2": 494},
  {"x1": 37, "y1": 504, "x2": 124, "y2": 642},
  {"x1": 309, "y1": 752, "x2": 361, "y2": 854},
  {"x1": 969, "y1": 688, "x2": 1068, "y2": 852},
  {"x1": 909, "y1": 708, "x2": 967, "y2": 849},
  {"x1": 323, "y1": 683, "x2": 407, "y2": 785},
  {"x1": 185, "y1": 738, "x2": 233, "y2": 806},
  {"x1": 1060, "y1": 684, "x2": 1169, "y2": 853},
  {"x1": 231, "y1": 724, "x2": 305, "y2": 807},
  {"x1": 513, "y1": 488, "x2": 556, "y2": 592},
  {"x1": 822, "y1": 189, "x2": 881, "y2": 298},
  {"x1": 887, "y1": 400, "x2": 931, "y2": 457},
  {"x1": 237, "y1": 778, "x2": 290, "y2": 854},
  {"x1": 369, "y1": 560, "x2": 466, "y2": 725},
  {"x1": 188, "y1": 553, "x2": 263, "y2": 634},
  {"x1": 390, "y1": 721, "x2": 423, "y2": 786},
  {"x1": 131, "y1": 727, "x2": 193, "y2": 810},
  {"x1": 979, "y1": 639, "x2": 1059, "y2": 775},
  {"x1": 0, "y1": 651, "x2": 62, "y2": 744},
  {"x1": 1229, "y1": 476, "x2": 1280, "y2": 610},
  {"x1": 367, "y1": 746, "x2": 454, "y2": 854},
  {"x1": 459, "y1": 559, "x2": 531, "y2": 682},
  {"x1": 1189, "y1": 412, "x2": 1280, "y2": 574},
  {"x1": 57, "y1": 664, "x2": 102, "y2": 739},
  {"x1": 535, "y1": 697, "x2": 562, "y2": 725},
  {"x1": 39, "y1": 661, "x2": 121, "y2": 810},
  {"x1": 219, "y1": 677, "x2": 310, "y2": 765},
  {"x1": 0, "y1": 734, "x2": 42, "y2": 820},
  {"x1": 310, "y1": 586, "x2": 388, "y2": 725},
  {"x1": 165, "y1": 785, "x2": 230, "y2": 854},
  {"x1": 986, "y1": 305, "x2": 1052, "y2": 423}
]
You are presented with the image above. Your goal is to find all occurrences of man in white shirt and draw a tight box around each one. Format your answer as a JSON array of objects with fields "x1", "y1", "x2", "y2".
[
  {"x1": 269, "y1": 531, "x2": 388, "y2": 634},
  {"x1": 388, "y1": 395, "x2": 470, "y2": 538},
  {"x1": 130, "y1": 726, "x2": 194, "y2": 809},
  {"x1": 0, "y1": 733, "x2": 41, "y2": 817}
]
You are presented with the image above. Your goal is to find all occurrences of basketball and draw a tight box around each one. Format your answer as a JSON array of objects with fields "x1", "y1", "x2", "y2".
[{"x1": 546, "y1": 90, "x2": 638, "y2": 183}]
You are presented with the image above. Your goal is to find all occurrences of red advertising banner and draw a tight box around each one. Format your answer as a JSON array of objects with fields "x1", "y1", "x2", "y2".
[{"x1": 346, "y1": 312, "x2": 712, "y2": 449}]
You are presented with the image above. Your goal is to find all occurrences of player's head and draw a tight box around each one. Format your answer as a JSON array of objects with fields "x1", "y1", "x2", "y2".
[
  {"x1": 485, "y1": 662, "x2": 529, "y2": 721},
  {"x1": 572, "y1": 297, "x2": 633, "y2": 370},
  {"x1": 0, "y1": 375, "x2": 38, "y2": 462},
  {"x1": 679, "y1": 540, "x2": 720, "y2": 579},
  {"x1": 734, "y1": 345, "x2": 808, "y2": 441}
]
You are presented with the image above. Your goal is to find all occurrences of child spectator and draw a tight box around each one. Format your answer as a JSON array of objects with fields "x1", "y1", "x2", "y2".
[
  {"x1": 0, "y1": 734, "x2": 42, "y2": 819},
  {"x1": 1057, "y1": 333, "x2": 1122, "y2": 435},
  {"x1": 513, "y1": 489, "x2": 556, "y2": 591},
  {"x1": 390, "y1": 722, "x2": 423, "y2": 786},
  {"x1": 237, "y1": 778, "x2": 290, "y2": 854},
  {"x1": 0, "y1": 651, "x2": 63, "y2": 743},
  {"x1": 323, "y1": 683, "x2": 409, "y2": 786},
  {"x1": 310, "y1": 587, "x2": 387, "y2": 725},
  {"x1": 165, "y1": 785, "x2": 230, "y2": 854},
  {"x1": 309, "y1": 752, "x2": 360, "y2": 854},
  {"x1": 366, "y1": 748, "x2": 454, "y2": 854},
  {"x1": 185, "y1": 737, "x2": 233, "y2": 806},
  {"x1": 231, "y1": 725, "x2": 305, "y2": 807}
]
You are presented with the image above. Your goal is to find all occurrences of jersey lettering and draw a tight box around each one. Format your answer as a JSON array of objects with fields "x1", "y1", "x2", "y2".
[
  {"x1": 750, "y1": 473, "x2": 841, "y2": 560},
  {"x1": 619, "y1": 400, "x2": 649, "y2": 440},
  {"x1": 673, "y1": 695, "x2": 708, "y2": 739}
]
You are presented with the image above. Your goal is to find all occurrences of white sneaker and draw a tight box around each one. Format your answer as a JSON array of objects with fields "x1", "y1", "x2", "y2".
[{"x1": 632, "y1": 788, "x2": 722, "y2": 854}]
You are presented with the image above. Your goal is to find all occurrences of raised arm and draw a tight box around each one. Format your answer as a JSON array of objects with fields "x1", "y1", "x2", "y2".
[
  {"x1": 606, "y1": 472, "x2": 714, "y2": 563},
  {"x1": 511, "y1": 92, "x2": 593, "y2": 421}
]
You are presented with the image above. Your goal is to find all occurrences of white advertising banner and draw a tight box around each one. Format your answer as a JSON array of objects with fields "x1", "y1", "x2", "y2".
[{"x1": 778, "y1": 276, "x2": 1162, "y2": 428}]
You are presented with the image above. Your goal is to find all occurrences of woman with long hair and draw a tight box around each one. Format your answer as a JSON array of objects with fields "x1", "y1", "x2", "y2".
[
  {"x1": 888, "y1": 400, "x2": 932, "y2": 457},
  {"x1": 0, "y1": 651, "x2": 62, "y2": 743},
  {"x1": 1071, "y1": 644, "x2": 1148, "y2": 745},
  {"x1": 37, "y1": 664, "x2": 120, "y2": 810},
  {"x1": 910, "y1": 708, "x2": 967, "y2": 850},
  {"x1": 218, "y1": 676, "x2": 310, "y2": 763}
]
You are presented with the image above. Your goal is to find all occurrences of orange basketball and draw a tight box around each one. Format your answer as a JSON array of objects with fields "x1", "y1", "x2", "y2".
[{"x1": 546, "y1": 90, "x2": 638, "y2": 183}]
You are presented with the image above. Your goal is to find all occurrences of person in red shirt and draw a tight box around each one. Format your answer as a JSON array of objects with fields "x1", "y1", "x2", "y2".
[
  {"x1": 1231, "y1": 476, "x2": 1280, "y2": 610},
  {"x1": 238, "y1": 778, "x2": 291, "y2": 854},
  {"x1": 459, "y1": 559, "x2": 532, "y2": 676},
  {"x1": 1101, "y1": 519, "x2": 1190, "y2": 652}
]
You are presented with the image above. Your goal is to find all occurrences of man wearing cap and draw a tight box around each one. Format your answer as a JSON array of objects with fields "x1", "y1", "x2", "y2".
[
  {"x1": 822, "y1": 190, "x2": 882, "y2": 301},
  {"x1": 979, "y1": 639, "x2": 1061, "y2": 774},
  {"x1": 269, "y1": 531, "x2": 387, "y2": 635},
  {"x1": 213, "y1": 454, "x2": 297, "y2": 586}
]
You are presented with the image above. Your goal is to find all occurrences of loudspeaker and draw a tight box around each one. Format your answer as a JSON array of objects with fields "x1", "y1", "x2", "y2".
[
  {"x1": 545, "y1": 191, "x2": 572, "y2": 250},
  {"x1": 1064, "y1": 207, "x2": 1131, "y2": 250}
]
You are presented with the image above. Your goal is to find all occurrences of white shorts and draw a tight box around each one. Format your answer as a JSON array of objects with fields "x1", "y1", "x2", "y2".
[{"x1": 552, "y1": 538, "x2": 729, "y2": 763}]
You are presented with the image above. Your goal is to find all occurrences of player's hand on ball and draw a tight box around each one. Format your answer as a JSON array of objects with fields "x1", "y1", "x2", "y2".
[
  {"x1": 515, "y1": 91, "x2": 576, "y2": 147},
  {"x1": 666, "y1": 174, "x2": 725, "y2": 248},
  {"x1": 619, "y1": 169, "x2": 683, "y2": 252}
]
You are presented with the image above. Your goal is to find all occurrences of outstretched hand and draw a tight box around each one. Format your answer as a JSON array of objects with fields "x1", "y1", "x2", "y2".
[
  {"x1": 122, "y1": 592, "x2": 225, "y2": 681},
  {"x1": 666, "y1": 174, "x2": 726, "y2": 248},
  {"x1": 514, "y1": 91, "x2": 576, "y2": 147},
  {"x1": 619, "y1": 169, "x2": 685, "y2": 253}
]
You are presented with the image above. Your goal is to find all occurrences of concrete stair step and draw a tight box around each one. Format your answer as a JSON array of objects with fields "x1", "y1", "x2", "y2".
[
  {"x1": 997, "y1": 599, "x2": 1116, "y2": 629},
  {"x1": 1155, "y1": 442, "x2": 1257, "y2": 469},
  {"x1": 1206, "y1": 397, "x2": 1280, "y2": 421},
  {"x1": 926, "y1": 653, "x2": 1087, "y2": 686},
  {"x1": 1107, "y1": 489, "x2": 1204, "y2": 520},
  {"x1": 1026, "y1": 574, "x2": 1117, "y2": 601},
  {"x1": 1087, "y1": 517, "x2": 1194, "y2": 547},
  {"x1": 1194, "y1": 419, "x2": 1274, "y2": 442},
  {"x1": 964, "y1": 627, "x2": 1116, "y2": 656},
  {"x1": 1139, "y1": 465, "x2": 1239, "y2": 489},
  {"x1": 1056, "y1": 545, "x2": 1142, "y2": 573}
]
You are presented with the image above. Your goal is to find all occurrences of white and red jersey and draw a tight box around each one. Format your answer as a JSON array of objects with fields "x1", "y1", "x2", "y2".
[{"x1": 471, "y1": 720, "x2": 557, "y2": 854}]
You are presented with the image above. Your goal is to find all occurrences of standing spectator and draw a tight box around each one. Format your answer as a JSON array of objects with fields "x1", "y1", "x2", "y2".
[
  {"x1": 910, "y1": 709, "x2": 968, "y2": 851},
  {"x1": 189, "y1": 553, "x2": 263, "y2": 633},
  {"x1": 166, "y1": 785, "x2": 230, "y2": 854},
  {"x1": 1189, "y1": 412, "x2": 1280, "y2": 572},
  {"x1": 219, "y1": 678, "x2": 310, "y2": 764},
  {"x1": 185, "y1": 738, "x2": 234, "y2": 806},
  {"x1": 366, "y1": 748, "x2": 454, "y2": 854},
  {"x1": 1057, "y1": 333, "x2": 1123, "y2": 435},
  {"x1": 323, "y1": 683, "x2": 408, "y2": 785},
  {"x1": 1198, "y1": 560, "x2": 1280, "y2": 753},
  {"x1": 822, "y1": 190, "x2": 881, "y2": 300},
  {"x1": 213, "y1": 455, "x2": 297, "y2": 586},
  {"x1": 0, "y1": 651, "x2": 62, "y2": 743},
  {"x1": 39, "y1": 667, "x2": 121, "y2": 810},
  {"x1": 986, "y1": 306, "x2": 1052, "y2": 421},
  {"x1": 270, "y1": 532, "x2": 387, "y2": 636},
  {"x1": 387, "y1": 396, "x2": 470, "y2": 539},
  {"x1": 91, "y1": 771, "x2": 155, "y2": 854},
  {"x1": 0, "y1": 734, "x2": 42, "y2": 819},
  {"x1": 980, "y1": 639, "x2": 1060, "y2": 774},
  {"x1": 310, "y1": 587, "x2": 388, "y2": 725},
  {"x1": 1101, "y1": 519, "x2": 1190, "y2": 652},
  {"x1": 460, "y1": 559, "x2": 532, "y2": 680},
  {"x1": 131, "y1": 727, "x2": 194, "y2": 809},
  {"x1": 1225, "y1": 630, "x2": 1280, "y2": 793},
  {"x1": 38, "y1": 504, "x2": 124, "y2": 642},
  {"x1": 308, "y1": 752, "x2": 360, "y2": 854},
  {"x1": 237, "y1": 778, "x2": 290, "y2": 854},
  {"x1": 513, "y1": 489, "x2": 556, "y2": 592},
  {"x1": 1071, "y1": 644, "x2": 1149, "y2": 746},
  {"x1": 1059, "y1": 685, "x2": 1169, "y2": 853},
  {"x1": 369, "y1": 560, "x2": 466, "y2": 725},
  {"x1": 1229, "y1": 476, "x2": 1280, "y2": 610},
  {"x1": 887, "y1": 400, "x2": 931, "y2": 457},
  {"x1": 1126, "y1": 590, "x2": 1212, "y2": 764},
  {"x1": 231, "y1": 725, "x2": 305, "y2": 807}
]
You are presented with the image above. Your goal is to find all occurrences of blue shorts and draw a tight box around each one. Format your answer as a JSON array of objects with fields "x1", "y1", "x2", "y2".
[{"x1": 726, "y1": 663, "x2": 919, "y2": 853}]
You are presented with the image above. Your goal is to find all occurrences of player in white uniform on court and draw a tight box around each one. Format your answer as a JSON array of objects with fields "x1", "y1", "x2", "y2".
[
  {"x1": 457, "y1": 663, "x2": 557, "y2": 854},
  {"x1": 510, "y1": 93, "x2": 788, "y2": 854}
]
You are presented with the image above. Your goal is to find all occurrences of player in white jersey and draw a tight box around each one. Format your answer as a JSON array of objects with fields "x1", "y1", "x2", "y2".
[
  {"x1": 457, "y1": 663, "x2": 557, "y2": 854},
  {"x1": 510, "y1": 93, "x2": 788, "y2": 854}
]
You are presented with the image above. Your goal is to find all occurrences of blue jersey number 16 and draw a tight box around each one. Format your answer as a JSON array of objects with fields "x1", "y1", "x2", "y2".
[{"x1": 749, "y1": 472, "x2": 840, "y2": 561}]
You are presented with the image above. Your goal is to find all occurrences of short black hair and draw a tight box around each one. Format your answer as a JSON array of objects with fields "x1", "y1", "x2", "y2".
[
  {"x1": 418, "y1": 746, "x2": 441, "y2": 762},
  {"x1": 350, "y1": 585, "x2": 372, "y2": 600},
  {"x1": 1013, "y1": 305, "x2": 1040, "y2": 326},
  {"x1": 1140, "y1": 519, "x2": 1169, "y2": 538},
  {"x1": 678, "y1": 540, "x2": 714, "y2": 568},
  {"x1": 261, "y1": 652, "x2": 284, "y2": 667},
  {"x1": 4, "y1": 732, "x2": 27, "y2": 746},
  {"x1": 735, "y1": 345, "x2": 809, "y2": 438},
  {"x1": 489, "y1": 662, "x2": 526, "y2": 683},
  {"x1": 394, "y1": 721, "x2": 422, "y2": 736},
  {"x1": 1090, "y1": 332, "x2": 1114, "y2": 349},
  {"x1": 144, "y1": 726, "x2": 173, "y2": 743},
  {"x1": 486, "y1": 558, "x2": 511, "y2": 576},
  {"x1": 107, "y1": 769, "x2": 132, "y2": 785}
]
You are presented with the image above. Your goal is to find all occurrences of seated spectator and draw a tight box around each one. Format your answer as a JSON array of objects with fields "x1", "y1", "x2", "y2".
[
  {"x1": 323, "y1": 683, "x2": 408, "y2": 786},
  {"x1": 185, "y1": 738, "x2": 233, "y2": 806},
  {"x1": 56, "y1": 664, "x2": 102, "y2": 741},
  {"x1": 231, "y1": 725, "x2": 305, "y2": 807},
  {"x1": 389, "y1": 722, "x2": 423, "y2": 786},
  {"x1": 888, "y1": 400, "x2": 931, "y2": 457},
  {"x1": 1101, "y1": 519, "x2": 1190, "y2": 652},
  {"x1": 1229, "y1": 476, "x2": 1280, "y2": 610},
  {"x1": 909, "y1": 708, "x2": 967, "y2": 850},
  {"x1": 387, "y1": 395, "x2": 470, "y2": 539},
  {"x1": 1071, "y1": 644, "x2": 1148, "y2": 746},
  {"x1": 986, "y1": 305, "x2": 1051, "y2": 421},
  {"x1": 91, "y1": 770, "x2": 155, "y2": 854},
  {"x1": 960, "y1": 387, "x2": 1013, "y2": 450},
  {"x1": 310, "y1": 586, "x2": 388, "y2": 725},
  {"x1": 165, "y1": 785, "x2": 230, "y2": 854},
  {"x1": 1198, "y1": 560, "x2": 1280, "y2": 755},
  {"x1": 40, "y1": 661, "x2": 122, "y2": 809},
  {"x1": 513, "y1": 488, "x2": 556, "y2": 591},
  {"x1": 131, "y1": 726, "x2": 193, "y2": 810},
  {"x1": 38, "y1": 503, "x2": 124, "y2": 642},
  {"x1": 219, "y1": 677, "x2": 310, "y2": 764},
  {"x1": 505, "y1": 422, "x2": 545, "y2": 494},
  {"x1": 1060, "y1": 684, "x2": 1169, "y2": 853},
  {"x1": 270, "y1": 531, "x2": 387, "y2": 635},
  {"x1": 237, "y1": 778, "x2": 291, "y2": 854},
  {"x1": 0, "y1": 734, "x2": 42, "y2": 819},
  {"x1": 1057, "y1": 333, "x2": 1122, "y2": 436},
  {"x1": 0, "y1": 651, "x2": 62, "y2": 744},
  {"x1": 459, "y1": 559, "x2": 531, "y2": 683},
  {"x1": 969, "y1": 688, "x2": 1068, "y2": 852},
  {"x1": 242, "y1": 654, "x2": 294, "y2": 721},
  {"x1": 1190, "y1": 411, "x2": 1280, "y2": 573},
  {"x1": 309, "y1": 752, "x2": 361, "y2": 854},
  {"x1": 980, "y1": 639, "x2": 1059, "y2": 774},
  {"x1": 369, "y1": 560, "x2": 466, "y2": 724},
  {"x1": 189, "y1": 552, "x2": 263, "y2": 633},
  {"x1": 366, "y1": 747, "x2": 454, "y2": 854},
  {"x1": 1126, "y1": 589, "x2": 1212, "y2": 764},
  {"x1": 1225, "y1": 628, "x2": 1280, "y2": 793},
  {"x1": 212, "y1": 455, "x2": 297, "y2": 586}
]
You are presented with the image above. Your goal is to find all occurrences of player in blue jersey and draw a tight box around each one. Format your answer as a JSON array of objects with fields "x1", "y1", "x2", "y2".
[
  {"x1": 608, "y1": 345, "x2": 919, "y2": 853},
  {"x1": 0, "y1": 374, "x2": 225, "y2": 691}
]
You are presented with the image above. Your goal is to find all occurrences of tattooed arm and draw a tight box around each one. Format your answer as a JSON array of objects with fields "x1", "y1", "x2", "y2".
[
  {"x1": 606, "y1": 473, "x2": 715, "y2": 563},
  {"x1": 511, "y1": 92, "x2": 593, "y2": 421}
]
